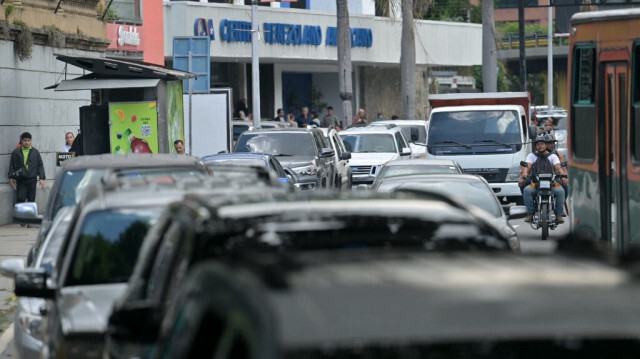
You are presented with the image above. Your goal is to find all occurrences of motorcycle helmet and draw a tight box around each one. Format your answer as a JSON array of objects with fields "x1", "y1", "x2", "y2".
[
  {"x1": 534, "y1": 135, "x2": 546, "y2": 144},
  {"x1": 544, "y1": 133, "x2": 557, "y2": 143}
]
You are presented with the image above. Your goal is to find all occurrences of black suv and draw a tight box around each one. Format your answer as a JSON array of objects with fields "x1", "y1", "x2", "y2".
[{"x1": 234, "y1": 128, "x2": 336, "y2": 191}]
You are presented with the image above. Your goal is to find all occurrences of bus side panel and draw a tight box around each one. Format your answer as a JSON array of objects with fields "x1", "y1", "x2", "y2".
[{"x1": 569, "y1": 166, "x2": 601, "y2": 240}]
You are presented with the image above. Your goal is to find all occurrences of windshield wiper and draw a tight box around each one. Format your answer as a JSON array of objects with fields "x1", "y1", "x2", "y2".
[
  {"x1": 432, "y1": 141, "x2": 471, "y2": 149},
  {"x1": 274, "y1": 154, "x2": 293, "y2": 156},
  {"x1": 475, "y1": 139, "x2": 511, "y2": 147}
]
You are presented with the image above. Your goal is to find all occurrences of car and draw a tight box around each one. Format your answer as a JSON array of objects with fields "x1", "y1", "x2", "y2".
[
  {"x1": 149, "y1": 247, "x2": 640, "y2": 359},
  {"x1": 201, "y1": 152, "x2": 296, "y2": 188},
  {"x1": 106, "y1": 189, "x2": 521, "y2": 359},
  {"x1": 371, "y1": 159, "x2": 463, "y2": 190},
  {"x1": 319, "y1": 127, "x2": 352, "y2": 190},
  {"x1": 234, "y1": 128, "x2": 336, "y2": 191},
  {"x1": 370, "y1": 119, "x2": 429, "y2": 158},
  {"x1": 0, "y1": 206, "x2": 75, "y2": 359},
  {"x1": 232, "y1": 120, "x2": 291, "y2": 144},
  {"x1": 11, "y1": 175, "x2": 284, "y2": 359},
  {"x1": 339, "y1": 124, "x2": 412, "y2": 186},
  {"x1": 24, "y1": 153, "x2": 209, "y2": 266},
  {"x1": 374, "y1": 173, "x2": 527, "y2": 250}
]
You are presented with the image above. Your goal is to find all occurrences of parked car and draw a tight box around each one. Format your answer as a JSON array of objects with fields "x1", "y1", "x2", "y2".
[
  {"x1": 234, "y1": 128, "x2": 336, "y2": 191},
  {"x1": 319, "y1": 127, "x2": 352, "y2": 190},
  {"x1": 374, "y1": 173, "x2": 527, "y2": 250},
  {"x1": 370, "y1": 119, "x2": 429, "y2": 158},
  {"x1": 201, "y1": 152, "x2": 296, "y2": 188},
  {"x1": 0, "y1": 206, "x2": 75, "y2": 359},
  {"x1": 23, "y1": 154, "x2": 208, "y2": 266},
  {"x1": 371, "y1": 159, "x2": 463, "y2": 190},
  {"x1": 339, "y1": 124, "x2": 412, "y2": 186},
  {"x1": 11, "y1": 175, "x2": 284, "y2": 359},
  {"x1": 106, "y1": 190, "x2": 520, "y2": 359},
  {"x1": 232, "y1": 120, "x2": 291, "y2": 144}
]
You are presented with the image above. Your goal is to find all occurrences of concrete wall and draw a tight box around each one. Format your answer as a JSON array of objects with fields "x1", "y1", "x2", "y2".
[{"x1": 0, "y1": 39, "x2": 100, "y2": 225}]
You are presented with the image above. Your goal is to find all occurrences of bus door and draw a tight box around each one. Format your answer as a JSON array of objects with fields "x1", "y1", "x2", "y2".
[{"x1": 602, "y1": 62, "x2": 630, "y2": 251}]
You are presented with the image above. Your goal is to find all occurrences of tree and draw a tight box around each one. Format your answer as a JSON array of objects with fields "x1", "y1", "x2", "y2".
[
  {"x1": 401, "y1": 0, "x2": 416, "y2": 119},
  {"x1": 336, "y1": 0, "x2": 353, "y2": 127}
]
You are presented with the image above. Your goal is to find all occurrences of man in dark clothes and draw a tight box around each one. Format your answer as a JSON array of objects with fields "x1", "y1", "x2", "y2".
[{"x1": 8, "y1": 132, "x2": 46, "y2": 203}]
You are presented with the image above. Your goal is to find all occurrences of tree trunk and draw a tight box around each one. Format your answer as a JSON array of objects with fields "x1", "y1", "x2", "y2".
[
  {"x1": 337, "y1": 0, "x2": 353, "y2": 127},
  {"x1": 482, "y1": 0, "x2": 497, "y2": 92},
  {"x1": 400, "y1": 0, "x2": 416, "y2": 119}
]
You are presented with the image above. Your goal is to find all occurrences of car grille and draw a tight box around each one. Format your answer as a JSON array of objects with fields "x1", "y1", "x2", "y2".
[
  {"x1": 351, "y1": 165, "x2": 373, "y2": 175},
  {"x1": 462, "y1": 168, "x2": 508, "y2": 183}
]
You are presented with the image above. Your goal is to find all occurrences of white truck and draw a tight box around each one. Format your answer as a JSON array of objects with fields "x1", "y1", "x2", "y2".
[{"x1": 426, "y1": 92, "x2": 532, "y2": 205}]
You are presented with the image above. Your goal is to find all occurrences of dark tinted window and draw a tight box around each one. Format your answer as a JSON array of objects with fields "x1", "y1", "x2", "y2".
[
  {"x1": 235, "y1": 133, "x2": 316, "y2": 156},
  {"x1": 51, "y1": 169, "x2": 106, "y2": 220},
  {"x1": 571, "y1": 45, "x2": 596, "y2": 160},
  {"x1": 66, "y1": 208, "x2": 161, "y2": 286}
]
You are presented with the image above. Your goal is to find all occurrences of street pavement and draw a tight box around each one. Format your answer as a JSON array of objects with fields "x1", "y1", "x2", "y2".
[{"x1": 0, "y1": 224, "x2": 38, "y2": 358}]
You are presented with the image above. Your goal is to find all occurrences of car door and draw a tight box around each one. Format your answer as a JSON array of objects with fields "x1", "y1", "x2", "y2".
[
  {"x1": 330, "y1": 132, "x2": 350, "y2": 189},
  {"x1": 313, "y1": 131, "x2": 335, "y2": 188}
]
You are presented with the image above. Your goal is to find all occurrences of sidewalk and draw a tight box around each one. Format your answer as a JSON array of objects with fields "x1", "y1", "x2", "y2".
[{"x1": 0, "y1": 224, "x2": 38, "y2": 349}]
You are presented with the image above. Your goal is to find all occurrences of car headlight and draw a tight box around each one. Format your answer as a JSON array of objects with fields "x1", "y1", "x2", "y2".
[
  {"x1": 506, "y1": 164, "x2": 521, "y2": 182},
  {"x1": 292, "y1": 165, "x2": 318, "y2": 176},
  {"x1": 18, "y1": 311, "x2": 43, "y2": 341}
]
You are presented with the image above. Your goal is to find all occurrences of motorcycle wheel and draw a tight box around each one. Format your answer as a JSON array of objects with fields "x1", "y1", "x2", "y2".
[{"x1": 540, "y1": 202, "x2": 549, "y2": 241}]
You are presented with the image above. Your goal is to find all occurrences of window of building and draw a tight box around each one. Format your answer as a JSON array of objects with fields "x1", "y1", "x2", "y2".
[
  {"x1": 110, "y1": 0, "x2": 142, "y2": 23},
  {"x1": 571, "y1": 45, "x2": 596, "y2": 161}
]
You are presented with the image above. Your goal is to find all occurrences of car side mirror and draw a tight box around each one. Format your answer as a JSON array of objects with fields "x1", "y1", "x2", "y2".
[
  {"x1": 528, "y1": 125, "x2": 538, "y2": 140},
  {"x1": 14, "y1": 268, "x2": 55, "y2": 299},
  {"x1": 109, "y1": 301, "x2": 159, "y2": 342},
  {"x1": 507, "y1": 205, "x2": 528, "y2": 220},
  {"x1": 320, "y1": 148, "x2": 335, "y2": 158},
  {"x1": 401, "y1": 148, "x2": 411, "y2": 156},
  {"x1": 13, "y1": 202, "x2": 42, "y2": 225},
  {"x1": 339, "y1": 151, "x2": 351, "y2": 160},
  {"x1": 0, "y1": 258, "x2": 25, "y2": 278}
]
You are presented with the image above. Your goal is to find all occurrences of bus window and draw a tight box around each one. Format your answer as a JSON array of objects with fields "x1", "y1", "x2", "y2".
[
  {"x1": 571, "y1": 45, "x2": 597, "y2": 161},
  {"x1": 632, "y1": 43, "x2": 640, "y2": 163}
]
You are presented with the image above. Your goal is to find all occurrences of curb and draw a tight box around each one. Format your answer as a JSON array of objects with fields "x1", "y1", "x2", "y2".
[{"x1": 0, "y1": 323, "x2": 13, "y2": 355}]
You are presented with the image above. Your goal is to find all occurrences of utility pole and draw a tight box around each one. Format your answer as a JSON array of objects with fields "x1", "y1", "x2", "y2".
[
  {"x1": 251, "y1": 0, "x2": 261, "y2": 128},
  {"x1": 482, "y1": 0, "x2": 497, "y2": 92},
  {"x1": 547, "y1": 4, "x2": 553, "y2": 110},
  {"x1": 518, "y1": 0, "x2": 527, "y2": 91}
]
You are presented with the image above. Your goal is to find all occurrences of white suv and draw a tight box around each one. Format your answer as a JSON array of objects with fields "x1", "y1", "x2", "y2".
[
  {"x1": 370, "y1": 120, "x2": 428, "y2": 158},
  {"x1": 339, "y1": 125, "x2": 412, "y2": 186}
]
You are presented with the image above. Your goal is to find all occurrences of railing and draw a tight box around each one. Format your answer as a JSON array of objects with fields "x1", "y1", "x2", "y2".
[{"x1": 499, "y1": 32, "x2": 569, "y2": 50}]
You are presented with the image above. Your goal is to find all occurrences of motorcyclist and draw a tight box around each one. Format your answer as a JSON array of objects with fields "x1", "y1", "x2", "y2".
[
  {"x1": 518, "y1": 135, "x2": 567, "y2": 224},
  {"x1": 545, "y1": 133, "x2": 569, "y2": 197}
]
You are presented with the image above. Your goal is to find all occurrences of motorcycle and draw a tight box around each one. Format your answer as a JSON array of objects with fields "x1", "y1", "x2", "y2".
[{"x1": 530, "y1": 172, "x2": 559, "y2": 241}]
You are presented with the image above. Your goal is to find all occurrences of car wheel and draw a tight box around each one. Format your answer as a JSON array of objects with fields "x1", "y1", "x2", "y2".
[{"x1": 153, "y1": 261, "x2": 278, "y2": 359}]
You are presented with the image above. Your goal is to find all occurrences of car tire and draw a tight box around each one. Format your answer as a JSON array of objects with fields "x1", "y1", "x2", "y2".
[{"x1": 153, "y1": 261, "x2": 279, "y2": 359}]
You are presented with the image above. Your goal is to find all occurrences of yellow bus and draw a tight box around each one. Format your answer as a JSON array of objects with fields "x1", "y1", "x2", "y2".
[{"x1": 568, "y1": 8, "x2": 640, "y2": 251}]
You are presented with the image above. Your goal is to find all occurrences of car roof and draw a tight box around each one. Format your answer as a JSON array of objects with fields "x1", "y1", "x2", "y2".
[
  {"x1": 383, "y1": 159, "x2": 460, "y2": 167},
  {"x1": 202, "y1": 153, "x2": 271, "y2": 162},
  {"x1": 60, "y1": 154, "x2": 206, "y2": 171},
  {"x1": 430, "y1": 105, "x2": 523, "y2": 113},
  {"x1": 379, "y1": 173, "x2": 486, "y2": 185},
  {"x1": 339, "y1": 126, "x2": 402, "y2": 135},
  {"x1": 261, "y1": 251, "x2": 640, "y2": 348},
  {"x1": 372, "y1": 120, "x2": 428, "y2": 126},
  {"x1": 243, "y1": 128, "x2": 317, "y2": 134}
]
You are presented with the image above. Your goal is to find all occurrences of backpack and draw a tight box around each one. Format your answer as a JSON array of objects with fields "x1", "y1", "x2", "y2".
[{"x1": 531, "y1": 152, "x2": 554, "y2": 179}]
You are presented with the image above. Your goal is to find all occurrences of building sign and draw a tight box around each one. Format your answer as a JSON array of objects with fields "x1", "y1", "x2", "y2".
[
  {"x1": 107, "y1": 23, "x2": 144, "y2": 51},
  {"x1": 194, "y1": 18, "x2": 372, "y2": 48},
  {"x1": 56, "y1": 152, "x2": 75, "y2": 167}
]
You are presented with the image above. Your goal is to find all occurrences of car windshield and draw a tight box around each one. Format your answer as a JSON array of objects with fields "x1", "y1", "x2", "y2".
[
  {"x1": 51, "y1": 169, "x2": 106, "y2": 220},
  {"x1": 235, "y1": 133, "x2": 316, "y2": 156},
  {"x1": 379, "y1": 165, "x2": 461, "y2": 179},
  {"x1": 340, "y1": 134, "x2": 396, "y2": 153},
  {"x1": 65, "y1": 208, "x2": 161, "y2": 286},
  {"x1": 428, "y1": 110, "x2": 521, "y2": 155}
]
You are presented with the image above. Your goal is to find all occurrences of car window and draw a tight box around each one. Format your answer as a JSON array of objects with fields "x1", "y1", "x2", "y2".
[
  {"x1": 394, "y1": 133, "x2": 405, "y2": 152},
  {"x1": 330, "y1": 134, "x2": 343, "y2": 157},
  {"x1": 313, "y1": 132, "x2": 325, "y2": 152},
  {"x1": 235, "y1": 133, "x2": 316, "y2": 156},
  {"x1": 340, "y1": 134, "x2": 396, "y2": 153},
  {"x1": 146, "y1": 222, "x2": 183, "y2": 299},
  {"x1": 65, "y1": 208, "x2": 161, "y2": 286},
  {"x1": 51, "y1": 169, "x2": 106, "y2": 220},
  {"x1": 398, "y1": 125, "x2": 427, "y2": 143}
]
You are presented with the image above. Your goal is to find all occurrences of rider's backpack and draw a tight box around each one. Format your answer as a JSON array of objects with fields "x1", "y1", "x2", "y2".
[{"x1": 531, "y1": 152, "x2": 554, "y2": 179}]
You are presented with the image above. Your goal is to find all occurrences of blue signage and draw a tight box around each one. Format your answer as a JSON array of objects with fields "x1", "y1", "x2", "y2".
[
  {"x1": 263, "y1": 23, "x2": 322, "y2": 46},
  {"x1": 192, "y1": 18, "x2": 373, "y2": 48},
  {"x1": 173, "y1": 37, "x2": 210, "y2": 94}
]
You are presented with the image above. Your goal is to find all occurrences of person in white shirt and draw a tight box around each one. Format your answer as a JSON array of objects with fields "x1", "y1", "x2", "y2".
[{"x1": 62, "y1": 132, "x2": 74, "y2": 152}]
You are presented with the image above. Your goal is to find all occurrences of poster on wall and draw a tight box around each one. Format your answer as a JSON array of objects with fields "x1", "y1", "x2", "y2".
[
  {"x1": 109, "y1": 102, "x2": 159, "y2": 154},
  {"x1": 166, "y1": 80, "x2": 185, "y2": 154}
]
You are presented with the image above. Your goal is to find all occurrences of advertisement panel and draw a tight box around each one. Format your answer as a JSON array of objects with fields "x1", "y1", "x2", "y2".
[
  {"x1": 166, "y1": 81, "x2": 185, "y2": 154},
  {"x1": 109, "y1": 102, "x2": 159, "y2": 154}
]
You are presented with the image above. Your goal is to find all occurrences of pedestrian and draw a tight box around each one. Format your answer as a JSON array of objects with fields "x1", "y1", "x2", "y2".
[
  {"x1": 235, "y1": 98, "x2": 249, "y2": 118},
  {"x1": 311, "y1": 111, "x2": 322, "y2": 127},
  {"x1": 174, "y1": 139, "x2": 185, "y2": 154},
  {"x1": 374, "y1": 112, "x2": 385, "y2": 122},
  {"x1": 62, "y1": 132, "x2": 75, "y2": 152},
  {"x1": 296, "y1": 107, "x2": 313, "y2": 128},
  {"x1": 286, "y1": 113, "x2": 298, "y2": 127},
  {"x1": 321, "y1": 106, "x2": 339, "y2": 128},
  {"x1": 353, "y1": 108, "x2": 367, "y2": 125},
  {"x1": 8, "y1": 132, "x2": 46, "y2": 204},
  {"x1": 274, "y1": 108, "x2": 286, "y2": 122}
]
